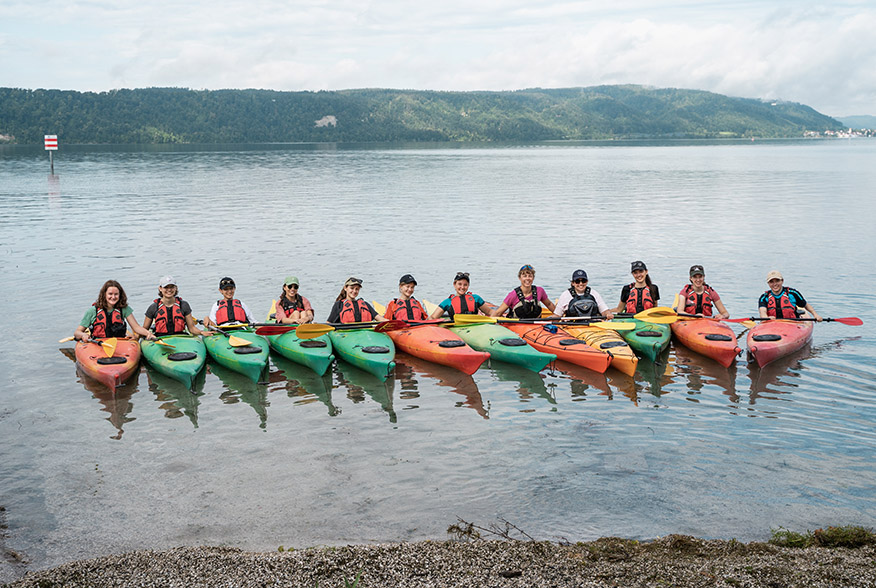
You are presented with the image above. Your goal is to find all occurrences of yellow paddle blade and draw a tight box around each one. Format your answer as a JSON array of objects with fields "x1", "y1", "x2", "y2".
[
  {"x1": 153, "y1": 339, "x2": 176, "y2": 348},
  {"x1": 634, "y1": 306, "x2": 678, "y2": 319},
  {"x1": 227, "y1": 334, "x2": 252, "y2": 347},
  {"x1": 296, "y1": 324, "x2": 335, "y2": 340},
  {"x1": 741, "y1": 320, "x2": 757, "y2": 329},
  {"x1": 452, "y1": 314, "x2": 498, "y2": 325},
  {"x1": 422, "y1": 299, "x2": 441, "y2": 316},
  {"x1": 59, "y1": 336, "x2": 76, "y2": 343},
  {"x1": 636, "y1": 315, "x2": 679, "y2": 324},
  {"x1": 101, "y1": 338, "x2": 118, "y2": 357},
  {"x1": 371, "y1": 300, "x2": 387, "y2": 316},
  {"x1": 588, "y1": 321, "x2": 636, "y2": 331}
]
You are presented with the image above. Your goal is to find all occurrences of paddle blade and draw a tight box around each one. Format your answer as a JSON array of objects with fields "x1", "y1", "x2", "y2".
[
  {"x1": 153, "y1": 339, "x2": 176, "y2": 348},
  {"x1": 296, "y1": 324, "x2": 335, "y2": 339},
  {"x1": 589, "y1": 321, "x2": 636, "y2": 331},
  {"x1": 227, "y1": 335, "x2": 252, "y2": 347},
  {"x1": 831, "y1": 317, "x2": 863, "y2": 326},
  {"x1": 373, "y1": 320, "x2": 408, "y2": 333},
  {"x1": 254, "y1": 325, "x2": 297, "y2": 336},
  {"x1": 636, "y1": 315, "x2": 679, "y2": 324},
  {"x1": 740, "y1": 320, "x2": 758, "y2": 329},
  {"x1": 59, "y1": 336, "x2": 75, "y2": 343},
  {"x1": 452, "y1": 314, "x2": 497, "y2": 325},
  {"x1": 634, "y1": 306, "x2": 678, "y2": 320},
  {"x1": 101, "y1": 338, "x2": 118, "y2": 357}
]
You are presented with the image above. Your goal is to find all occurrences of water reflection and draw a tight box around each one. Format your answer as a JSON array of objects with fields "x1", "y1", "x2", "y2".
[
  {"x1": 548, "y1": 360, "x2": 614, "y2": 402},
  {"x1": 671, "y1": 345, "x2": 739, "y2": 402},
  {"x1": 208, "y1": 362, "x2": 270, "y2": 430},
  {"x1": 634, "y1": 347, "x2": 673, "y2": 398},
  {"x1": 488, "y1": 363, "x2": 557, "y2": 410},
  {"x1": 269, "y1": 354, "x2": 338, "y2": 416},
  {"x1": 333, "y1": 363, "x2": 396, "y2": 423},
  {"x1": 394, "y1": 353, "x2": 488, "y2": 418},
  {"x1": 145, "y1": 367, "x2": 205, "y2": 428},
  {"x1": 746, "y1": 343, "x2": 813, "y2": 403}
]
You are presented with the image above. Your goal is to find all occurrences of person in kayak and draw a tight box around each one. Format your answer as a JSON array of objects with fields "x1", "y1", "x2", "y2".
[
  {"x1": 613, "y1": 260, "x2": 660, "y2": 313},
  {"x1": 491, "y1": 264, "x2": 556, "y2": 318},
  {"x1": 204, "y1": 277, "x2": 257, "y2": 327},
  {"x1": 674, "y1": 265, "x2": 730, "y2": 319},
  {"x1": 74, "y1": 279, "x2": 156, "y2": 342},
  {"x1": 383, "y1": 274, "x2": 429, "y2": 321},
  {"x1": 550, "y1": 269, "x2": 614, "y2": 319},
  {"x1": 758, "y1": 270, "x2": 822, "y2": 321},
  {"x1": 326, "y1": 277, "x2": 387, "y2": 324},
  {"x1": 429, "y1": 272, "x2": 493, "y2": 319},
  {"x1": 143, "y1": 276, "x2": 212, "y2": 336},
  {"x1": 274, "y1": 276, "x2": 314, "y2": 324}
]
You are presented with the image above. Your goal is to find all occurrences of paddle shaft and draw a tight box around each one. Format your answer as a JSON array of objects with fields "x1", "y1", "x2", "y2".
[{"x1": 727, "y1": 316, "x2": 862, "y2": 325}]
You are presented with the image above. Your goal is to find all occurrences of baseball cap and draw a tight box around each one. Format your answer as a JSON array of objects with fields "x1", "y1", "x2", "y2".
[
  {"x1": 399, "y1": 274, "x2": 417, "y2": 285},
  {"x1": 630, "y1": 261, "x2": 647, "y2": 272},
  {"x1": 454, "y1": 272, "x2": 470, "y2": 282},
  {"x1": 571, "y1": 269, "x2": 588, "y2": 281},
  {"x1": 158, "y1": 276, "x2": 176, "y2": 287},
  {"x1": 284, "y1": 276, "x2": 299, "y2": 287},
  {"x1": 345, "y1": 277, "x2": 363, "y2": 287},
  {"x1": 689, "y1": 265, "x2": 705, "y2": 277},
  {"x1": 766, "y1": 270, "x2": 783, "y2": 282},
  {"x1": 219, "y1": 277, "x2": 235, "y2": 289}
]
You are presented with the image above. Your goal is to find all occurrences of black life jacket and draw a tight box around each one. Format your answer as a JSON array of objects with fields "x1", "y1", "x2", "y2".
[
  {"x1": 508, "y1": 286, "x2": 542, "y2": 319},
  {"x1": 565, "y1": 286, "x2": 598, "y2": 318},
  {"x1": 279, "y1": 295, "x2": 306, "y2": 314}
]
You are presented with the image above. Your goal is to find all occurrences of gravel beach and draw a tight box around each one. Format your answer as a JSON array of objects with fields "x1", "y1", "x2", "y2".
[{"x1": 5, "y1": 536, "x2": 876, "y2": 587}]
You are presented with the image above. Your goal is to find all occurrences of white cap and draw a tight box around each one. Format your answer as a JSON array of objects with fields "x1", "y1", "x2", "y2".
[{"x1": 159, "y1": 276, "x2": 176, "y2": 287}]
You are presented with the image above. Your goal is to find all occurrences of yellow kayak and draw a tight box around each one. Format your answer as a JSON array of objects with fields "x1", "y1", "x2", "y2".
[{"x1": 561, "y1": 325, "x2": 638, "y2": 377}]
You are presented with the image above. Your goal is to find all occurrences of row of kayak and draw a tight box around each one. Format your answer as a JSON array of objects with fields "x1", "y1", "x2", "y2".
[{"x1": 73, "y1": 312, "x2": 813, "y2": 393}]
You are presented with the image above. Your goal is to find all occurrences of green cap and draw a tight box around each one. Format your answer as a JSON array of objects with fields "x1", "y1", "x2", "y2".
[{"x1": 284, "y1": 276, "x2": 299, "y2": 286}]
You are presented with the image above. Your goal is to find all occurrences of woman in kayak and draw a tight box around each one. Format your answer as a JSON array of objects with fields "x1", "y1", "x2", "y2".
[
  {"x1": 491, "y1": 264, "x2": 556, "y2": 318},
  {"x1": 613, "y1": 260, "x2": 660, "y2": 314},
  {"x1": 550, "y1": 269, "x2": 614, "y2": 319},
  {"x1": 758, "y1": 270, "x2": 822, "y2": 321},
  {"x1": 429, "y1": 272, "x2": 493, "y2": 319},
  {"x1": 74, "y1": 279, "x2": 156, "y2": 342},
  {"x1": 673, "y1": 265, "x2": 730, "y2": 319},
  {"x1": 383, "y1": 274, "x2": 429, "y2": 321},
  {"x1": 142, "y1": 276, "x2": 211, "y2": 336},
  {"x1": 204, "y1": 276, "x2": 257, "y2": 327},
  {"x1": 274, "y1": 276, "x2": 314, "y2": 324},
  {"x1": 326, "y1": 277, "x2": 387, "y2": 324}
]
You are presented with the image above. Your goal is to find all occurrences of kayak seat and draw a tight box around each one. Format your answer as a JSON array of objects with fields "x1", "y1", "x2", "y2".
[
  {"x1": 96, "y1": 356, "x2": 127, "y2": 365},
  {"x1": 168, "y1": 352, "x2": 198, "y2": 361},
  {"x1": 558, "y1": 339, "x2": 585, "y2": 346},
  {"x1": 498, "y1": 338, "x2": 527, "y2": 347},
  {"x1": 233, "y1": 346, "x2": 263, "y2": 354},
  {"x1": 362, "y1": 346, "x2": 391, "y2": 354},
  {"x1": 704, "y1": 334, "x2": 733, "y2": 341},
  {"x1": 636, "y1": 331, "x2": 662, "y2": 337},
  {"x1": 752, "y1": 334, "x2": 782, "y2": 342},
  {"x1": 438, "y1": 340, "x2": 465, "y2": 348},
  {"x1": 299, "y1": 340, "x2": 327, "y2": 348},
  {"x1": 600, "y1": 341, "x2": 627, "y2": 349}
]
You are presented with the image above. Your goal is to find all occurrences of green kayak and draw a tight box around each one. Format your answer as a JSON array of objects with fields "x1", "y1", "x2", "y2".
[
  {"x1": 449, "y1": 323, "x2": 555, "y2": 372},
  {"x1": 618, "y1": 319, "x2": 671, "y2": 362},
  {"x1": 328, "y1": 328, "x2": 396, "y2": 381},
  {"x1": 203, "y1": 328, "x2": 269, "y2": 383},
  {"x1": 140, "y1": 335, "x2": 206, "y2": 390},
  {"x1": 267, "y1": 329, "x2": 334, "y2": 376}
]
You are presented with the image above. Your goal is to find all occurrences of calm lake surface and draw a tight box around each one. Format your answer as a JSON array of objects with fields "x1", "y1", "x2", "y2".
[{"x1": 1, "y1": 139, "x2": 875, "y2": 577}]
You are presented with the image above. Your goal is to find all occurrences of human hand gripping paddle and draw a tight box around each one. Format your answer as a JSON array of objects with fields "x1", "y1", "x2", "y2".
[
  {"x1": 196, "y1": 320, "x2": 253, "y2": 347},
  {"x1": 724, "y1": 316, "x2": 863, "y2": 326},
  {"x1": 59, "y1": 333, "x2": 118, "y2": 357}
]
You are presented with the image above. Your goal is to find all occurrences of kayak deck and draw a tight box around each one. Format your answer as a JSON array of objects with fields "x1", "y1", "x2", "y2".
[
  {"x1": 204, "y1": 328, "x2": 269, "y2": 383},
  {"x1": 501, "y1": 323, "x2": 611, "y2": 373},
  {"x1": 141, "y1": 335, "x2": 207, "y2": 389},
  {"x1": 746, "y1": 319, "x2": 814, "y2": 368},
  {"x1": 329, "y1": 328, "x2": 396, "y2": 381},
  {"x1": 450, "y1": 323, "x2": 555, "y2": 372},
  {"x1": 384, "y1": 324, "x2": 489, "y2": 375},
  {"x1": 561, "y1": 324, "x2": 638, "y2": 376},
  {"x1": 75, "y1": 338, "x2": 140, "y2": 392},
  {"x1": 671, "y1": 318, "x2": 741, "y2": 368}
]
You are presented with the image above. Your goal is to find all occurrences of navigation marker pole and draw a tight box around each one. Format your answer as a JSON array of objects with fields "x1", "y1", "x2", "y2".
[{"x1": 44, "y1": 135, "x2": 58, "y2": 174}]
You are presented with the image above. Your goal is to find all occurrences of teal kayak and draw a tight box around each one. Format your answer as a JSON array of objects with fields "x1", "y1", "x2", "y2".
[
  {"x1": 328, "y1": 328, "x2": 396, "y2": 381},
  {"x1": 618, "y1": 319, "x2": 671, "y2": 362},
  {"x1": 203, "y1": 328, "x2": 269, "y2": 383},
  {"x1": 449, "y1": 323, "x2": 555, "y2": 372},
  {"x1": 140, "y1": 334, "x2": 207, "y2": 389}
]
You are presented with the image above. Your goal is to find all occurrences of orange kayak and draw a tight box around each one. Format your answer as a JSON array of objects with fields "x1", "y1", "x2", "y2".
[
  {"x1": 75, "y1": 338, "x2": 141, "y2": 391},
  {"x1": 671, "y1": 318, "x2": 741, "y2": 368},
  {"x1": 501, "y1": 323, "x2": 612, "y2": 373},
  {"x1": 384, "y1": 325, "x2": 489, "y2": 375},
  {"x1": 561, "y1": 325, "x2": 638, "y2": 376},
  {"x1": 746, "y1": 320, "x2": 814, "y2": 368}
]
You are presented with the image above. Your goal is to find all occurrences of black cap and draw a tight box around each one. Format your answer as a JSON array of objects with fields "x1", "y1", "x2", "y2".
[
  {"x1": 454, "y1": 272, "x2": 470, "y2": 282},
  {"x1": 219, "y1": 277, "x2": 235, "y2": 289},
  {"x1": 571, "y1": 269, "x2": 588, "y2": 281},
  {"x1": 399, "y1": 274, "x2": 417, "y2": 285},
  {"x1": 630, "y1": 261, "x2": 647, "y2": 272},
  {"x1": 689, "y1": 264, "x2": 705, "y2": 277}
]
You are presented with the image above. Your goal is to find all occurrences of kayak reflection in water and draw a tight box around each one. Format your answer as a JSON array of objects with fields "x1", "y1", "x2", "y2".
[
  {"x1": 673, "y1": 265, "x2": 730, "y2": 319},
  {"x1": 142, "y1": 276, "x2": 211, "y2": 336},
  {"x1": 613, "y1": 260, "x2": 660, "y2": 314},
  {"x1": 429, "y1": 272, "x2": 492, "y2": 319},
  {"x1": 274, "y1": 275, "x2": 314, "y2": 325},
  {"x1": 74, "y1": 279, "x2": 155, "y2": 342},
  {"x1": 326, "y1": 277, "x2": 387, "y2": 324},
  {"x1": 491, "y1": 264, "x2": 556, "y2": 319},
  {"x1": 204, "y1": 276, "x2": 257, "y2": 327},
  {"x1": 383, "y1": 274, "x2": 429, "y2": 321},
  {"x1": 549, "y1": 269, "x2": 614, "y2": 320},
  {"x1": 758, "y1": 270, "x2": 822, "y2": 321}
]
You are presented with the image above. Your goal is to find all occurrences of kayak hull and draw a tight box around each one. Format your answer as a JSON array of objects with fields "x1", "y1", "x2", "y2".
[
  {"x1": 384, "y1": 325, "x2": 489, "y2": 375},
  {"x1": 671, "y1": 319, "x2": 741, "y2": 368},
  {"x1": 746, "y1": 320, "x2": 814, "y2": 368},
  {"x1": 141, "y1": 335, "x2": 207, "y2": 389},
  {"x1": 75, "y1": 338, "x2": 140, "y2": 392},
  {"x1": 501, "y1": 323, "x2": 611, "y2": 373},
  {"x1": 450, "y1": 323, "x2": 555, "y2": 372},
  {"x1": 618, "y1": 319, "x2": 671, "y2": 361},
  {"x1": 267, "y1": 330, "x2": 335, "y2": 376},
  {"x1": 203, "y1": 329, "x2": 269, "y2": 383},
  {"x1": 329, "y1": 329, "x2": 396, "y2": 380},
  {"x1": 561, "y1": 325, "x2": 639, "y2": 376}
]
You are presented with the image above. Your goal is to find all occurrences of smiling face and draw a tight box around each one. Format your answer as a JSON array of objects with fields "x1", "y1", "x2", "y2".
[
  {"x1": 454, "y1": 279, "x2": 470, "y2": 296},
  {"x1": 399, "y1": 282, "x2": 415, "y2": 298},
  {"x1": 689, "y1": 273, "x2": 705, "y2": 288},
  {"x1": 768, "y1": 277, "x2": 784, "y2": 293},
  {"x1": 345, "y1": 284, "x2": 361, "y2": 299},
  {"x1": 631, "y1": 269, "x2": 648, "y2": 284},
  {"x1": 518, "y1": 270, "x2": 535, "y2": 288},
  {"x1": 572, "y1": 278, "x2": 589, "y2": 294},
  {"x1": 159, "y1": 284, "x2": 178, "y2": 300},
  {"x1": 220, "y1": 286, "x2": 236, "y2": 300},
  {"x1": 284, "y1": 283, "x2": 298, "y2": 299},
  {"x1": 105, "y1": 286, "x2": 120, "y2": 307}
]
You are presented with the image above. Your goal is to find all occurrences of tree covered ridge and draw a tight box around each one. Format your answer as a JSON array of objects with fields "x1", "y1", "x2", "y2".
[{"x1": 0, "y1": 85, "x2": 843, "y2": 144}]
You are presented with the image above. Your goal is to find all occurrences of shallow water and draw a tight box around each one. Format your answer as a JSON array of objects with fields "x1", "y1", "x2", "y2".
[{"x1": 1, "y1": 139, "x2": 875, "y2": 577}]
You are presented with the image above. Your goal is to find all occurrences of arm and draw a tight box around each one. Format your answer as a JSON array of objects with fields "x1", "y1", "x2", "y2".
[
  {"x1": 326, "y1": 301, "x2": 341, "y2": 324},
  {"x1": 490, "y1": 302, "x2": 509, "y2": 317},
  {"x1": 803, "y1": 302, "x2": 822, "y2": 322},
  {"x1": 186, "y1": 314, "x2": 210, "y2": 336},
  {"x1": 539, "y1": 288, "x2": 556, "y2": 314},
  {"x1": 126, "y1": 313, "x2": 156, "y2": 340},
  {"x1": 365, "y1": 302, "x2": 388, "y2": 322},
  {"x1": 74, "y1": 325, "x2": 90, "y2": 341},
  {"x1": 593, "y1": 290, "x2": 614, "y2": 320},
  {"x1": 713, "y1": 298, "x2": 730, "y2": 320}
]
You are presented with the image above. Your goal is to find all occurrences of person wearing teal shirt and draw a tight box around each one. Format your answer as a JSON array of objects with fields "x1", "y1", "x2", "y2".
[{"x1": 74, "y1": 279, "x2": 155, "y2": 341}]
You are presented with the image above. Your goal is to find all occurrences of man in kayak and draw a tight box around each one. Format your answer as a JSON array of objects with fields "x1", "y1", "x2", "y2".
[
  {"x1": 429, "y1": 272, "x2": 493, "y2": 319},
  {"x1": 674, "y1": 265, "x2": 730, "y2": 319},
  {"x1": 383, "y1": 274, "x2": 429, "y2": 321},
  {"x1": 613, "y1": 260, "x2": 660, "y2": 314},
  {"x1": 758, "y1": 271, "x2": 822, "y2": 321},
  {"x1": 274, "y1": 276, "x2": 315, "y2": 325},
  {"x1": 326, "y1": 277, "x2": 387, "y2": 324},
  {"x1": 204, "y1": 277, "x2": 257, "y2": 327},
  {"x1": 143, "y1": 276, "x2": 212, "y2": 336},
  {"x1": 550, "y1": 269, "x2": 614, "y2": 319},
  {"x1": 491, "y1": 264, "x2": 557, "y2": 319}
]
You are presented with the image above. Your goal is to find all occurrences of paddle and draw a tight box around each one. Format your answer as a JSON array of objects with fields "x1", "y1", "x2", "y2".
[
  {"x1": 196, "y1": 320, "x2": 253, "y2": 347},
  {"x1": 725, "y1": 316, "x2": 863, "y2": 326},
  {"x1": 450, "y1": 313, "x2": 635, "y2": 331},
  {"x1": 59, "y1": 334, "x2": 117, "y2": 356}
]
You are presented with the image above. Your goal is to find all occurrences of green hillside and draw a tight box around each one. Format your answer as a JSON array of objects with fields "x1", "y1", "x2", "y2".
[{"x1": 0, "y1": 85, "x2": 843, "y2": 144}]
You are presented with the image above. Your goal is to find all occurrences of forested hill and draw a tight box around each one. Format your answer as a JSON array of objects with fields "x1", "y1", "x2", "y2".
[{"x1": 0, "y1": 85, "x2": 842, "y2": 144}]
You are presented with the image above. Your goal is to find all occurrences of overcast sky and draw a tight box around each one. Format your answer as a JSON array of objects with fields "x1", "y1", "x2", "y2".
[{"x1": 2, "y1": 0, "x2": 874, "y2": 116}]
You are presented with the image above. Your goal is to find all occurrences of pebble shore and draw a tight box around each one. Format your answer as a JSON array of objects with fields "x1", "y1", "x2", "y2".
[{"x1": 4, "y1": 536, "x2": 876, "y2": 588}]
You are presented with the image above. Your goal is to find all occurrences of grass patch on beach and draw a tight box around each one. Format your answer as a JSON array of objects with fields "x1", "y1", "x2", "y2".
[{"x1": 769, "y1": 526, "x2": 876, "y2": 548}]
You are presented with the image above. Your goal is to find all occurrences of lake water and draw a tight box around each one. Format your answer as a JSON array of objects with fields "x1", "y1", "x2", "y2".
[{"x1": 1, "y1": 139, "x2": 875, "y2": 579}]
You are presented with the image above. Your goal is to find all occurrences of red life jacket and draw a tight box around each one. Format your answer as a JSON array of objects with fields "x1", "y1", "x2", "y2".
[
  {"x1": 625, "y1": 284, "x2": 655, "y2": 313},
  {"x1": 90, "y1": 304, "x2": 127, "y2": 338},
  {"x1": 449, "y1": 293, "x2": 478, "y2": 317},
  {"x1": 338, "y1": 299, "x2": 375, "y2": 323},
  {"x1": 390, "y1": 298, "x2": 428, "y2": 321},
  {"x1": 214, "y1": 299, "x2": 248, "y2": 325},
  {"x1": 153, "y1": 297, "x2": 188, "y2": 335},
  {"x1": 507, "y1": 286, "x2": 542, "y2": 319},
  {"x1": 680, "y1": 284, "x2": 715, "y2": 317},
  {"x1": 279, "y1": 295, "x2": 306, "y2": 315},
  {"x1": 765, "y1": 287, "x2": 799, "y2": 319}
]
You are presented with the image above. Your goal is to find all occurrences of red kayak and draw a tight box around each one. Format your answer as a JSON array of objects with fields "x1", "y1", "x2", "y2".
[
  {"x1": 501, "y1": 323, "x2": 612, "y2": 373},
  {"x1": 383, "y1": 324, "x2": 490, "y2": 375},
  {"x1": 75, "y1": 338, "x2": 141, "y2": 391},
  {"x1": 746, "y1": 319, "x2": 814, "y2": 368},
  {"x1": 670, "y1": 318, "x2": 741, "y2": 368}
]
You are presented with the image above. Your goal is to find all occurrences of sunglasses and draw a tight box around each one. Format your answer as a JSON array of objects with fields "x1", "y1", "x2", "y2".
[
  {"x1": 454, "y1": 272, "x2": 470, "y2": 281},
  {"x1": 573, "y1": 279, "x2": 588, "y2": 284},
  {"x1": 347, "y1": 279, "x2": 363, "y2": 286},
  {"x1": 285, "y1": 283, "x2": 299, "y2": 289},
  {"x1": 519, "y1": 265, "x2": 534, "y2": 272}
]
